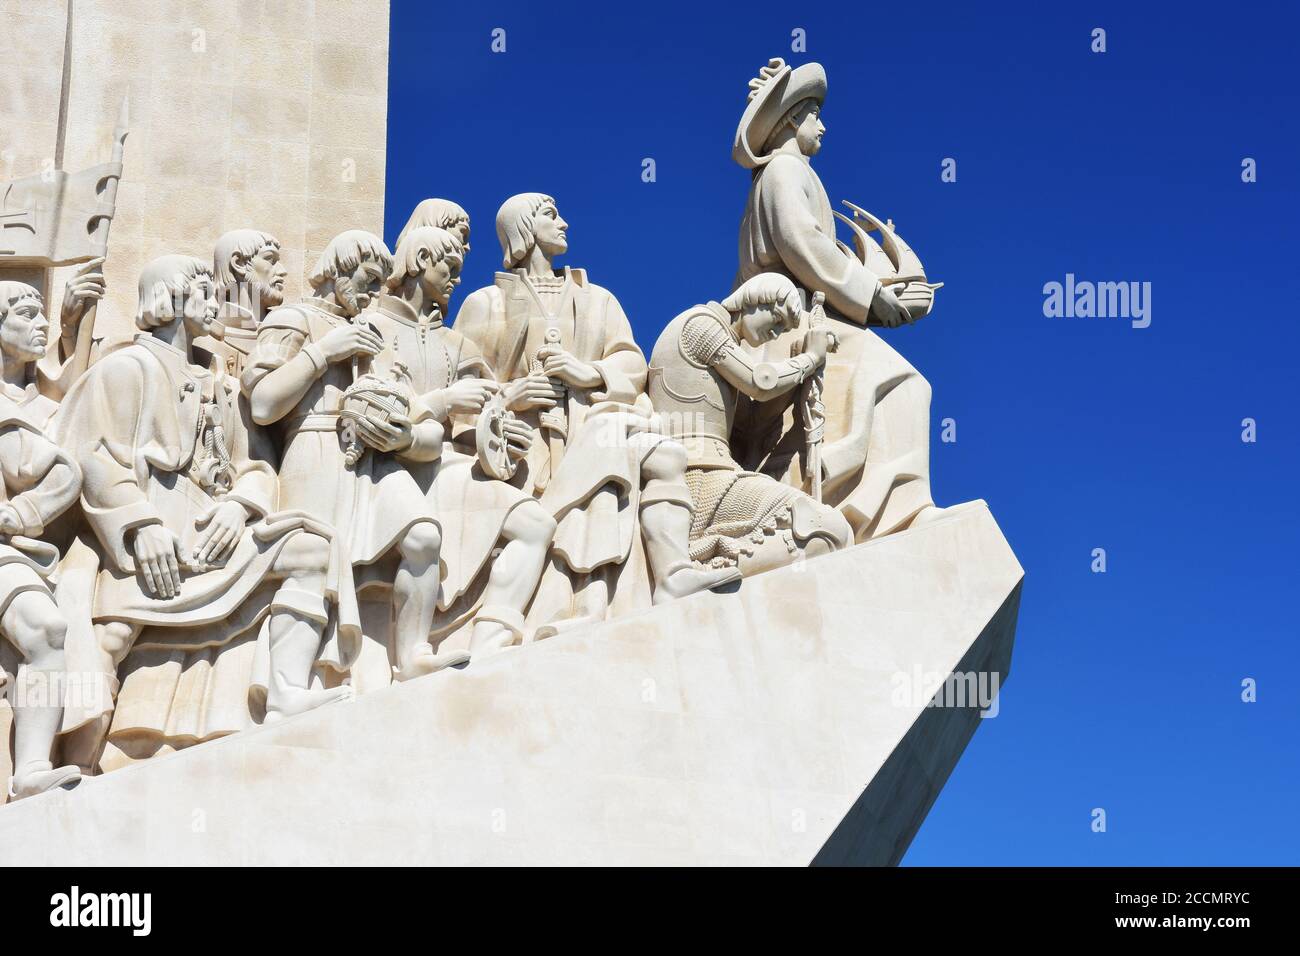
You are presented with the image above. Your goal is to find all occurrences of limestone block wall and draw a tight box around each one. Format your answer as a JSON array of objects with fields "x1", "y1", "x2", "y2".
[{"x1": 1, "y1": 0, "x2": 390, "y2": 343}]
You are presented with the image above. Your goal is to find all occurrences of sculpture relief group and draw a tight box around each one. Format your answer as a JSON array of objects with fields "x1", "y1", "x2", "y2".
[{"x1": 0, "y1": 59, "x2": 954, "y2": 799}]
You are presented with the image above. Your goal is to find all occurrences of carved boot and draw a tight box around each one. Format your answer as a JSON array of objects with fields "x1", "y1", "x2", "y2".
[
  {"x1": 641, "y1": 497, "x2": 741, "y2": 604},
  {"x1": 9, "y1": 761, "x2": 81, "y2": 800},
  {"x1": 8, "y1": 666, "x2": 83, "y2": 797},
  {"x1": 263, "y1": 596, "x2": 354, "y2": 717},
  {"x1": 468, "y1": 606, "x2": 525, "y2": 663},
  {"x1": 393, "y1": 642, "x2": 471, "y2": 681}
]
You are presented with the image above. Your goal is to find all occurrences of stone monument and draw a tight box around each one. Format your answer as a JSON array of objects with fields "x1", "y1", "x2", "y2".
[{"x1": 0, "y1": 38, "x2": 1022, "y2": 868}]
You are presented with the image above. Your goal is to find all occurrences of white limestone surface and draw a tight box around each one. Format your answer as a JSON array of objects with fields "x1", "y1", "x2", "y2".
[{"x1": 0, "y1": 500, "x2": 1021, "y2": 866}]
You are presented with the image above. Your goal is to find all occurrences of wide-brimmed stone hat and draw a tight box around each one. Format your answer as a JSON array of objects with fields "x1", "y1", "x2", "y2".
[{"x1": 732, "y1": 58, "x2": 827, "y2": 169}]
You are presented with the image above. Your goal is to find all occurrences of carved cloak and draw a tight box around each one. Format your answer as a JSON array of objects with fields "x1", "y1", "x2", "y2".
[
  {"x1": 735, "y1": 152, "x2": 935, "y2": 539},
  {"x1": 52, "y1": 335, "x2": 357, "y2": 751},
  {"x1": 453, "y1": 268, "x2": 658, "y2": 630}
]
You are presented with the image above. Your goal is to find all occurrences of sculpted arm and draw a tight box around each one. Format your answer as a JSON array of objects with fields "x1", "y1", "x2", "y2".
[
  {"x1": 56, "y1": 361, "x2": 165, "y2": 568},
  {"x1": 589, "y1": 294, "x2": 647, "y2": 403},
  {"x1": 761, "y1": 160, "x2": 880, "y2": 324},
  {"x1": 224, "y1": 389, "x2": 277, "y2": 520},
  {"x1": 419, "y1": 335, "x2": 495, "y2": 446},
  {"x1": 0, "y1": 427, "x2": 82, "y2": 535},
  {"x1": 685, "y1": 314, "x2": 820, "y2": 403},
  {"x1": 244, "y1": 320, "x2": 324, "y2": 426}
]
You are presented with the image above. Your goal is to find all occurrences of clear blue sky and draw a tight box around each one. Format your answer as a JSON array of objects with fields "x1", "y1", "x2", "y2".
[{"x1": 385, "y1": 0, "x2": 1299, "y2": 865}]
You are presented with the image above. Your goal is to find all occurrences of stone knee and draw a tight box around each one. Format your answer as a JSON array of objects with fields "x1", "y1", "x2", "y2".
[
  {"x1": 2, "y1": 592, "x2": 68, "y2": 672},
  {"x1": 399, "y1": 520, "x2": 442, "y2": 567},
  {"x1": 641, "y1": 436, "x2": 688, "y2": 483},
  {"x1": 28, "y1": 616, "x2": 67, "y2": 672},
  {"x1": 502, "y1": 500, "x2": 556, "y2": 547},
  {"x1": 273, "y1": 531, "x2": 332, "y2": 581},
  {"x1": 94, "y1": 620, "x2": 138, "y2": 672}
]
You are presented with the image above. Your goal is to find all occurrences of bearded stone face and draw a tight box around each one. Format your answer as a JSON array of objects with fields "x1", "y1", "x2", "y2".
[
  {"x1": 333, "y1": 255, "x2": 387, "y2": 317},
  {"x1": 245, "y1": 242, "x2": 287, "y2": 311}
]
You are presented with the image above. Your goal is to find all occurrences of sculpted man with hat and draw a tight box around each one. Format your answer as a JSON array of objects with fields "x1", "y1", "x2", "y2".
[{"x1": 733, "y1": 58, "x2": 956, "y2": 540}]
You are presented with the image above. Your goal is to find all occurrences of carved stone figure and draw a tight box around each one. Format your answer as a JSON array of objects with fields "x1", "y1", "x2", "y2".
[
  {"x1": 395, "y1": 198, "x2": 471, "y2": 257},
  {"x1": 732, "y1": 59, "x2": 955, "y2": 540},
  {"x1": 197, "y1": 229, "x2": 288, "y2": 378},
  {"x1": 244, "y1": 232, "x2": 449, "y2": 681},
  {"x1": 54, "y1": 255, "x2": 352, "y2": 769},
  {"x1": 648, "y1": 273, "x2": 851, "y2": 574},
  {"x1": 0, "y1": 302, "x2": 84, "y2": 798},
  {"x1": 373, "y1": 226, "x2": 553, "y2": 660},
  {"x1": 455, "y1": 193, "x2": 738, "y2": 636},
  {"x1": 0, "y1": 272, "x2": 105, "y2": 428}
]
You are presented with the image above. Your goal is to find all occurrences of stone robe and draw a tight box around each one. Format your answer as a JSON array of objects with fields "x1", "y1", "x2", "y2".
[
  {"x1": 0, "y1": 396, "x2": 81, "y2": 798},
  {"x1": 0, "y1": 396, "x2": 81, "y2": 685},
  {"x1": 369, "y1": 294, "x2": 532, "y2": 623},
  {"x1": 453, "y1": 268, "x2": 660, "y2": 628},
  {"x1": 0, "y1": 381, "x2": 59, "y2": 431},
  {"x1": 736, "y1": 151, "x2": 935, "y2": 540},
  {"x1": 52, "y1": 334, "x2": 354, "y2": 757},
  {"x1": 244, "y1": 297, "x2": 441, "y2": 586}
]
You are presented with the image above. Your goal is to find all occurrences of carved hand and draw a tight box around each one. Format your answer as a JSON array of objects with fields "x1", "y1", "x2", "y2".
[
  {"x1": 445, "y1": 378, "x2": 499, "y2": 415},
  {"x1": 132, "y1": 524, "x2": 183, "y2": 599},
  {"x1": 193, "y1": 500, "x2": 249, "y2": 566},
  {"x1": 502, "y1": 418, "x2": 534, "y2": 460},
  {"x1": 59, "y1": 257, "x2": 106, "y2": 332},
  {"x1": 802, "y1": 327, "x2": 832, "y2": 364},
  {"x1": 503, "y1": 372, "x2": 564, "y2": 411},
  {"x1": 318, "y1": 323, "x2": 383, "y2": 363},
  {"x1": 873, "y1": 285, "x2": 914, "y2": 329},
  {"x1": 0, "y1": 504, "x2": 22, "y2": 536},
  {"x1": 355, "y1": 411, "x2": 414, "y2": 454},
  {"x1": 537, "y1": 346, "x2": 602, "y2": 389}
]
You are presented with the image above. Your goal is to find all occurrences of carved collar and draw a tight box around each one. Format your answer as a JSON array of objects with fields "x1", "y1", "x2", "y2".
[
  {"x1": 134, "y1": 333, "x2": 212, "y2": 390},
  {"x1": 0, "y1": 380, "x2": 40, "y2": 406},
  {"x1": 302, "y1": 296, "x2": 349, "y2": 321},
  {"x1": 376, "y1": 292, "x2": 443, "y2": 329},
  {"x1": 500, "y1": 266, "x2": 587, "y2": 289}
]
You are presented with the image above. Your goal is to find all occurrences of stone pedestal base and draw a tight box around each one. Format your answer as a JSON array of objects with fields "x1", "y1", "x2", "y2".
[{"x1": 0, "y1": 501, "x2": 1021, "y2": 865}]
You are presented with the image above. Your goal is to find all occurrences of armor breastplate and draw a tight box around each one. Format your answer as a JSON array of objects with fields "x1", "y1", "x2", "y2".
[{"x1": 647, "y1": 307, "x2": 735, "y2": 447}]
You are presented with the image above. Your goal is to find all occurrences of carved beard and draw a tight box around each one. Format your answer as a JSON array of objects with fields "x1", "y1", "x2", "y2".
[
  {"x1": 252, "y1": 277, "x2": 284, "y2": 310},
  {"x1": 334, "y1": 275, "x2": 361, "y2": 317}
]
